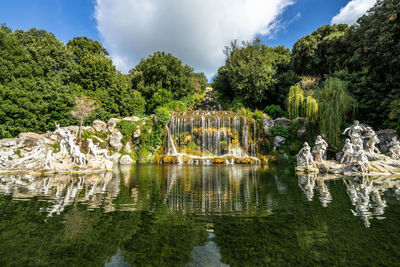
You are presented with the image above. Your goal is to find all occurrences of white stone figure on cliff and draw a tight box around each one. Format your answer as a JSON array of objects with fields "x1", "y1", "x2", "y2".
[
  {"x1": 87, "y1": 139, "x2": 109, "y2": 160},
  {"x1": 343, "y1": 120, "x2": 366, "y2": 146},
  {"x1": 341, "y1": 139, "x2": 354, "y2": 163},
  {"x1": 353, "y1": 145, "x2": 371, "y2": 174},
  {"x1": 44, "y1": 147, "x2": 54, "y2": 169},
  {"x1": 66, "y1": 130, "x2": 77, "y2": 156},
  {"x1": 54, "y1": 123, "x2": 69, "y2": 155},
  {"x1": 71, "y1": 145, "x2": 86, "y2": 167},
  {"x1": 297, "y1": 142, "x2": 316, "y2": 167},
  {"x1": 365, "y1": 127, "x2": 380, "y2": 154},
  {"x1": 312, "y1": 135, "x2": 328, "y2": 162}
]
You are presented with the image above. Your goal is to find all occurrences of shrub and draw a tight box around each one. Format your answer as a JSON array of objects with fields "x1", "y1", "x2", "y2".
[
  {"x1": 116, "y1": 120, "x2": 137, "y2": 138},
  {"x1": 164, "y1": 101, "x2": 187, "y2": 112},
  {"x1": 264, "y1": 105, "x2": 287, "y2": 119},
  {"x1": 154, "y1": 107, "x2": 171, "y2": 127}
]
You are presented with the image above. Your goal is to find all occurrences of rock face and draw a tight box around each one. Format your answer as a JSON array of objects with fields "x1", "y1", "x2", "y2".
[
  {"x1": 377, "y1": 129, "x2": 398, "y2": 152},
  {"x1": 107, "y1": 118, "x2": 120, "y2": 132},
  {"x1": 92, "y1": 120, "x2": 108, "y2": 133},
  {"x1": 274, "y1": 117, "x2": 292, "y2": 127},
  {"x1": 133, "y1": 127, "x2": 141, "y2": 139},
  {"x1": 122, "y1": 116, "x2": 140, "y2": 123},
  {"x1": 109, "y1": 129, "x2": 123, "y2": 151},
  {"x1": 262, "y1": 115, "x2": 274, "y2": 133},
  {"x1": 120, "y1": 155, "x2": 134, "y2": 165}
]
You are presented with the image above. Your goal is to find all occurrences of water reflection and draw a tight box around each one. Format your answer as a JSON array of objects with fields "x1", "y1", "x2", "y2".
[
  {"x1": 344, "y1": 176, "x2": 400, "y2": 228},
  {"x1": 298, "y1": 174, "x2": 332, "y2": 207},
  {"x1": 0, "y1": 165, "x2": 400, "y2": 266},
  {"x1": 163, "y1": 165, "x2": 263, "y2": 215}
]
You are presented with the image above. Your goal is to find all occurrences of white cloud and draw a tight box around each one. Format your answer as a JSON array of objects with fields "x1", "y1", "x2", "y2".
[
  {"x1": 331, "y1": 0, "x2": 377, "y2": 25},
  {"x1": 94, "y1": 0, "x2": 294, "y2": 77}
]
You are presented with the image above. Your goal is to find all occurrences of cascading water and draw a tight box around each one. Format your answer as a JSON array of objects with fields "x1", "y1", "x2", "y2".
[
  {"x1": 165, "y1": 110, "x2": 259, "y2": 163},
  {"x1": 163, "y1": 88, "x2": 259, "y2": 164}
]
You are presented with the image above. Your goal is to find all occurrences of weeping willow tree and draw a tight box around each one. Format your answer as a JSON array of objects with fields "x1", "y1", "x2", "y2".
[
  {"x1": 287, "y1": 85, "x2": 318, "y2": 122},
  {"x1": 287, "y1": 78, "x2": 357, "y2": 148},
  {"x1": 315, "y1": 78, "x2": 357, "y2": 148}
]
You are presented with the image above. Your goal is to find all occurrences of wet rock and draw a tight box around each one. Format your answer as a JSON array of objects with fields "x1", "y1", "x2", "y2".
[
  {"x1": 120, "y1": 155, "x2": 134, "y2": 165},
  {"x1": 273, "y1": 136, "x2": 286, "y2": 150},
  {"x1": 109, "y1": 129, "x2": 123, "y2": 151},
  {"x1": 107, "y1": 118, "x2": 120, "y2": 131},
  {"x1": 336, "y1": 151, "x2": 344, "y2": 162},
  {"x1": 274, "y1": 117, "x2": 292, "y2": 127},
  {"x1": 92, "y1": 120, "x2": 108, "y2": 133},
  {"x1": 262, "y1": 115, "x2": 274, "y2": 133},
  {"x1": 377, "y1": 129, "x2": 398, "y2": 152}
]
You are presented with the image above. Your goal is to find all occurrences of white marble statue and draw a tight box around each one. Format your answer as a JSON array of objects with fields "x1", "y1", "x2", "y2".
[
  {"x1": 343, "y1": 120, "x2": 366, "y2": 146},
  {"x1": 312, "y1": 135, "x2": 328, "y2": 162},
  {"x1": 12, "y1": 145, "x2": 45, "y2": 168},
  {"x1": 341, "y1": 139, "x2": 354, "y2": 163},
  {"x1": 353, "y1": 145, "x2": 371, "y2": 173},
  {"x1": 71, "y1": 145, "x2": 86, "y2": 167},
  {"x1": 44, "y1": 147, "x2": 54, "y2": 169},
  {"x1": 365, "y1": 127, "x2": 380, "y2": 154},
  {"x1": 88, "y1": 139, "x2": 109, "y2": 159},
  {"x1": 389, "y1": 136, "x2": 400, "y2": 160},
  {"x1": 297, "y1": 142, "x2": 316, "y2": 167},
  {"x1": 54, "y1": 123, "x2": 67, "y2": 154}
]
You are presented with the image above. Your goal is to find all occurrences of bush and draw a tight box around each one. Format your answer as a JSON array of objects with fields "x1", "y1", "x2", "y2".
[
  {"x1": 164, "y1": 101, "x2": 187, "y2": 112},
  {"x1": 269, "y1": 124, "x2": 290, "y2": 139},
  {"x1": 264, "y1": 105, "x2": 287, "y2": 119},
  {"x1": 154, "y1": 107, "x2": 171, "y2": 127},
  {"x1": 116, "y1": 120, "x2": 137, "y2": 138}
]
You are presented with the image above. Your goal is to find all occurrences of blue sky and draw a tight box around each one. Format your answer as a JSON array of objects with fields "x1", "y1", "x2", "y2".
[{"x1": 0, "y1": 0, "x2": 375, "y2": 76}]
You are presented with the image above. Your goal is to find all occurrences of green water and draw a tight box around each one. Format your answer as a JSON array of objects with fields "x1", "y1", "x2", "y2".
[{"x1": 0, "y1": 165, "x2": 400, "y2": 266}]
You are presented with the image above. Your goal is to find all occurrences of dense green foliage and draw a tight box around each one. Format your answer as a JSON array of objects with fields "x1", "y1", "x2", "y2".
[
  {"x1": 0, "y1": 25, "x2": 206, "y2": 138},
  {"x1": 214, "y1": 0, "x2": 399, "y2": 134},
  {"x1": 213, "y1": 39, "x2": 298, "y2": 109}
]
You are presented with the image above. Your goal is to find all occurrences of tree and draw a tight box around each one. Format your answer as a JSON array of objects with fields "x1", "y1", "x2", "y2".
[
  {"x1": 70, "y1": 96, "x2": 99, "y2": 137},
  {"x1": 292, "y1": 24, "x2": 350, "y2": 76},
  {"x1": 213, "y1": 39, "x2": 296, "y2": 109},
  {"x1": 287, "y1": 78, "x2": 357, "y2": 148},
  {"x1": 131, "y1": 51, "x2": 195, "y2": 102}
]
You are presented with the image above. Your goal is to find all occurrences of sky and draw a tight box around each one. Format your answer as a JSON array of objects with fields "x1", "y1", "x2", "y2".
[{"x1": 0, "y1": 0, "x2": 377, "y2": 79}]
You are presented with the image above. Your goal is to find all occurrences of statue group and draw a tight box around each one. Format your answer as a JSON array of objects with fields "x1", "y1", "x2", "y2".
[{"x1": 297, "y1": 120, "x2": 400, "y2": 174}]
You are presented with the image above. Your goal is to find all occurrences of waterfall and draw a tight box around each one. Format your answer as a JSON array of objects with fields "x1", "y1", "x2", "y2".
[{"x1": 165, "y1": 111, "x2": 258, "y2": 161}]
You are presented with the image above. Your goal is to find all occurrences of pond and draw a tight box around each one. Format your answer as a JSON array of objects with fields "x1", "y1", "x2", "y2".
[{"x1": 0, "y1": 165, "x2": 400, "y2": 266}]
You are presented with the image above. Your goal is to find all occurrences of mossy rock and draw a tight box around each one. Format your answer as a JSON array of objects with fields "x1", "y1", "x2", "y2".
[{"x1": 212, "y1": 158, "x2": 225, "y2": 164}]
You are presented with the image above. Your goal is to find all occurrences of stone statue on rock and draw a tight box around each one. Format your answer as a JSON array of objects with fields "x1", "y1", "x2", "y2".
[
  {"x1": 352, "y1": 145, "x2": 371, "y2": 174},
  {"x1": 365, "y1": 127, "x2": 380, "y2": 154},
  {"x1": 312, "y1": 135, "x2": 328, "y2": 162},
  {"x1": 343, "y1": 120, "x2": 366, "y2": 147},
  {"x1": 88, "y1": 139, "x2": 109, "y2": 160},
  {"x1": 341, "y1": 139, "x2": 354, "y2": 163},
  {"x1": 297, "y1": 142, "x2": 317, "y2": 172},
  {"x1": 389, "y1": 136, "x2": 400, "y2": 160}
]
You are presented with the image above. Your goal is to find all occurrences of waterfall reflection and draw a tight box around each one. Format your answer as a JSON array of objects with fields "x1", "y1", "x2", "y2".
[{"x1": 163, "y1": 165, "x2": 262, "y2": 215}]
